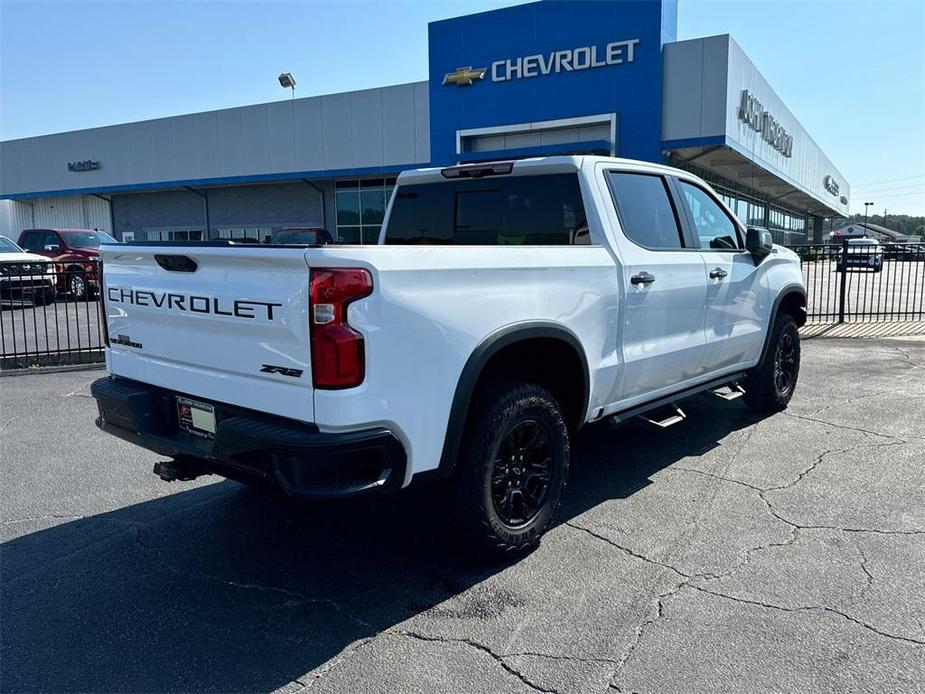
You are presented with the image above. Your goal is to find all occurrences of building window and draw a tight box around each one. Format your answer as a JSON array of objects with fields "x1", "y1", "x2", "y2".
[
  {"x1": 144, "y1": 229, "x2": 203, "y2": 241},
  {"x1": 216, "y1": 227, "x2": 271, "y2": 242},
  {"x1": 335, "y1": 178, "x2": 396, "y2": 244}
]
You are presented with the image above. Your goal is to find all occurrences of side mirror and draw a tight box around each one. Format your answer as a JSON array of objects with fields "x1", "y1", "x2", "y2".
[{"x1": 745, "y1": 228, "x2": 773, "y2": 261}]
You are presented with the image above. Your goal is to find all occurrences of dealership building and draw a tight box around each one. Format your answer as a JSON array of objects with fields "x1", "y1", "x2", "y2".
[{"x1": 0, "y1": 0, "x2": 849, "y2": 245}]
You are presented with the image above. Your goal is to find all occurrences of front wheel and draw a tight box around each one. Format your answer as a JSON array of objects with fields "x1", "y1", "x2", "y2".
[
  {"x1": 743, "y1": 313, "x2": 801, "y2": 412},
  {"x1": 450, "y1": 380, "x2": 570, "y2": 558},
  {"x1": 68, "y1": 272, "x2": 88, "y2": 300}
]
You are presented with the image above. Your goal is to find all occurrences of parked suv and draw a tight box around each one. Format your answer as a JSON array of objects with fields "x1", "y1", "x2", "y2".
[
  {"x1": 0, "y1": 235, "x2": 56, "y2": 304},
  {"x1": 91, "y1": 156, "x2": 806, "y2": 556},
  {"x1": 18, "y1": 228, "x2": 119, "y2": 299},
  {"x1": 836, "y1": 238, "x2": 883, "y2": 273}
]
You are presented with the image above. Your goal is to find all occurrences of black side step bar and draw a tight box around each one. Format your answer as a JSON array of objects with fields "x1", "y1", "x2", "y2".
[{"x1": 607, "y1": 372, "x2": 747, "y2": 426}]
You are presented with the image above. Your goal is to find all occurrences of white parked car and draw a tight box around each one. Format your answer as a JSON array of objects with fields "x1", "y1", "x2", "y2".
[
  {"x1": 0, "y1": 235, "x2": 56, "y2": 304},
  {"x1": 837, "y1": 238, "x2": 883, "y2": 273},
  {"x1": 91, "y1": 156, "x2": 806, "y2": 555}
]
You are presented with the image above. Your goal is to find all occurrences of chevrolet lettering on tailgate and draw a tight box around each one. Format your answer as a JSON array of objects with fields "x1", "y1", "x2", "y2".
[{"x1": 107, "y1": 286, "x2": 282, "y2": 320}]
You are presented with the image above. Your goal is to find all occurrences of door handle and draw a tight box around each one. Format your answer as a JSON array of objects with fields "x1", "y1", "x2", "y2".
[
  {"x1": 709, "y1": 268, "x2": 728, "y2": 279},
  {"x1": 631, "y1": 271, "x2": 656, "y2": 285}
]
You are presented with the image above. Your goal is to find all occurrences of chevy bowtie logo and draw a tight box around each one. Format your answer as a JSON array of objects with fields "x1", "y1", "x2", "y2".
[{"x1": 443, "y1": 66, "x2": 487, "y2": 86}]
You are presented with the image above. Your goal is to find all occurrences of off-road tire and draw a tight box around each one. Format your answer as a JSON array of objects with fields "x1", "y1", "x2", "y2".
[
  {"x1": 743, "y1": 312, "x2": 800, "y2": 412},
  {"x1": 450, "y1": 379, "x2": 569, "y2": 558}
]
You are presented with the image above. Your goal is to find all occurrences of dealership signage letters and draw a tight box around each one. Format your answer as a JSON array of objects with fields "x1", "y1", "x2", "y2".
[
  {"x1": 738, "y1": 90, "x2": 793, "y2": 158},
  {"x1": 444, "y1": 39, "x2": 640, "y2": 86},
  {"x1": 67, "y1": 160, "x2": 101, "y2": 172}
]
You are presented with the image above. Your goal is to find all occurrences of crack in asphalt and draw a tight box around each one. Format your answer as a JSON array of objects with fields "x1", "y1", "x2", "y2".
[
  {"x1": 502, "y1": 650, "x2": 619, "y2": 667},
  {"x1": 269, "y1": 622, "x2": 624, "y2": 692},
  {"x1": 566, "y1": 425, "x2": 925, "y2": 690},
  {"x1": 557, "y1": 522, "x2": 697, "y2": 692},
  {"x1": 841, "y1": 527, "x2": 925, "y2": 536},
  {"x1": 561, "y1": 521, "x2": 690, "y2": 579},
  {"x1": 672, "y1": 438, "x2": 922, "y2": 536},
  {"x1": 397, "y1": 631, "x2": 560, "y2": 693},
  {"x1": 608, "y1": 579, "x2": 688, "y2": 692},
  {"x1": 783, "y1": 411, "x2": 924, "y2": 441},
  {"x1": 852, "y1": 540, "x2": 876, "y2": 602},
  {"x1": 0, "y1": 513, "x2": 86, "y2": 526},
  {"x1": 131, "y1": 527, "x2": 377, "y2": 631},
  {"x1": 687, "y1": 583, "x2": 925, "y2": 647},
  {"x1": 891, "y1": 345, "x2": 923, "y2": 370},
  {"x1": 805, "y1": 390, "x2": 889, "y2": 418},
  {"x1": 281, "y1": 637, "x2": 378, "y2": 691}
]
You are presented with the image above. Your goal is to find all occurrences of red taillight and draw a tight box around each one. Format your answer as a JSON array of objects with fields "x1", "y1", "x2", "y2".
[
  {"x1": 99, "y1": 259, "x2": 109, "y2": 347},
  {"x1": 309, "y1": 268, "x2": 373, "y2": 389}
]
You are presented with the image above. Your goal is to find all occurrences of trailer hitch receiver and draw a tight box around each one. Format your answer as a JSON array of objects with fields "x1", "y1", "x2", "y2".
[{"x1": 153, "y1": 458, "x2": 209, "y2": 482}]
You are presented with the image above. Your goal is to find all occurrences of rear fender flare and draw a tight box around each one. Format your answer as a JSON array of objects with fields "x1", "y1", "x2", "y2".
[{"x1": 434, "y1": 322, "x2": 590, "y2": 478}]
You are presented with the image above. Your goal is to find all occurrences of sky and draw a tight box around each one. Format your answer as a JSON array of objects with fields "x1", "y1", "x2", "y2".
[{"x1": 1, "y1": 0, "x2": 923, "y2": 215}]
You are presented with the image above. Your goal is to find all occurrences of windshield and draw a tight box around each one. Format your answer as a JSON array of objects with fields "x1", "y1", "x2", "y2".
[
  {"x1": 0, "y1": 236, "x2": 23, "y2": 253},
  {"x1": 62, "y1": 231, "x2": 118, "y2": 248}
]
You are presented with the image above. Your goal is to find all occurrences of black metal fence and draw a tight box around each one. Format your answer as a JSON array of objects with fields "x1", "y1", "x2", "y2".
[
  {"x1": 795, "y1": 241, "x2": 925, "y2": 323},
  {"x1": 0, "y1": 258, "x2": 104, "y2": 369},
  {"x1": 1, "y1": 243, "x2": 924, "y2": 370}
]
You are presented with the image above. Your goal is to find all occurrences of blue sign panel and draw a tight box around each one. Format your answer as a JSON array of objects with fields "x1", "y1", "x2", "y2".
[{"x1": 428, "y1": 0, "x2": 677, "y2": 165}]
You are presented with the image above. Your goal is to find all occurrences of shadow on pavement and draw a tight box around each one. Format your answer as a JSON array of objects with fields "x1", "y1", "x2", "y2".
[{"x1": 0, "y1": 394, "x2": 761, "y2": 692}]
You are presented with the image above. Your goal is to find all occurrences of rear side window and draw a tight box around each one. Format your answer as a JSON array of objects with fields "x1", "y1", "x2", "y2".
[
  {"x1": 606, "y1": 172, "x2": 684, "y2": 249},
  {"x1": 19, "y1": 231, "x2": 40, "y2": 250},
  {"x1": 384, "y1": 173, "x2": 588, "y2": 245}
]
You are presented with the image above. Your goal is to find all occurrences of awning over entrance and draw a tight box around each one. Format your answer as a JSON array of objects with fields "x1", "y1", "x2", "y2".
[{"x1": 667, "y1": 142, "x2": 845, "y2": 218}]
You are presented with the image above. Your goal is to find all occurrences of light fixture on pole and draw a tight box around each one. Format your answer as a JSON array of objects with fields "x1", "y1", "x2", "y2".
[
  {"x1": 278, "y1": 72, "x2": 296, "y2": 99},
  {"x1": 864, "y1": 201, "x2": 874, "y2": 238}
]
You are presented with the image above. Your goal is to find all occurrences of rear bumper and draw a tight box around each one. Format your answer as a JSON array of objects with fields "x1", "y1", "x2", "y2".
[{"x1": 90, "y1": 376, "x2": 407, "y2": 499}]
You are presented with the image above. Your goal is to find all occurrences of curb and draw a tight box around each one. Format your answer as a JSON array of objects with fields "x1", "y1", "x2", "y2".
[{"x1": 0, "y1": 363, "x2": 106, "y2": 378}]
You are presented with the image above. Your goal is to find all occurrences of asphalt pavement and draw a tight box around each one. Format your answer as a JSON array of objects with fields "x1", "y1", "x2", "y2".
[{"x1": 1, "y1": 338, "x2": 923, "y2": 693}]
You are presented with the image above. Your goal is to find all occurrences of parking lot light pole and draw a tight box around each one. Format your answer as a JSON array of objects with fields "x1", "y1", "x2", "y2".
[
  {"x1": 864, "y1": 201, "x2": 874, "y2": 237},
  {"x1": 278, "y1": 72, "x2": 296, "y2": 100}
]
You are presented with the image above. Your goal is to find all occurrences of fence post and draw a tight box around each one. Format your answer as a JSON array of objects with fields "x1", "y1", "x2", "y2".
[{"x1": 837, "y1": 237, "x2": 848, "y2": 323}]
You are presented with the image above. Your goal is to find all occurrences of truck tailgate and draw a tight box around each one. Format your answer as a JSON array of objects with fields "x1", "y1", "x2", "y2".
[{"x1": 100, "y1": 245, "x2": 315, "y2": 422}]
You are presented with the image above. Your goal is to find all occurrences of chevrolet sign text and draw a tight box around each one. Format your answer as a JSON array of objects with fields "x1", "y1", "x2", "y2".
[{"x1": 491, "y1": 39, "x2": 640, "y2": 82}]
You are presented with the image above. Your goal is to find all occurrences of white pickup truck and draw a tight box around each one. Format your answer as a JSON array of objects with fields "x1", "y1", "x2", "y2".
[{"x1": 91, "y1": 156, "x2": 806, "y2": 555}]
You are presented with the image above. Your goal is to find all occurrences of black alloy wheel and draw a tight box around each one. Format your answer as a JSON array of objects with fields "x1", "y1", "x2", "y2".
[
  {"x1": 743, "y1": 312, "x2": 801, "y2": 412},
  {"x1": 490, "y1": 419, "x2": 553, "y2": 528},
  {"x1": 450, "y1": 380, "x2": 570, "y2": 557},
  {"x1": 773, "y1": 331, "x2": 797, "y2": 397}
]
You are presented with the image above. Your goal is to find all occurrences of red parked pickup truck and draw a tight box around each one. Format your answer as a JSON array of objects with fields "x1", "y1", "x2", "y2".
[{"x1": 18, "y1": 228, "x2": 119, "y2": 299}]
